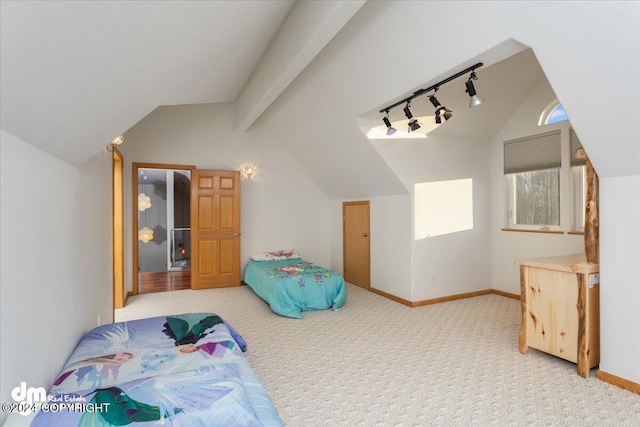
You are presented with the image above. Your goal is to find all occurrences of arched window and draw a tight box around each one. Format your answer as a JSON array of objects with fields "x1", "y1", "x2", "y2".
[{"x1": 539, "y1": 99, "x2": 568, "y2": 126}]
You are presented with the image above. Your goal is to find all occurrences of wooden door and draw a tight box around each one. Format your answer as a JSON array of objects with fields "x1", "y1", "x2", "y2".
[
  {"x1": 343, "y1": 201, "x2": 370, "y2": 288},
  {"x1": 191, "y1": 170, "x2": 241, "y2": 289}
]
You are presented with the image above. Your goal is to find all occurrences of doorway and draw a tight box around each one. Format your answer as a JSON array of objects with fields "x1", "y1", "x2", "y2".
[
  {"x1": 343, "y1": 201, "x2": 371, "y2": 288},
  {"x1": 132, "y1": 163, "x2": 195, "y2": 295}
]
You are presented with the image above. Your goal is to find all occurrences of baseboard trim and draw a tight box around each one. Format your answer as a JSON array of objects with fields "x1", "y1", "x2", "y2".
[
  {"x1": 597, "y1": 370, "x2": 640, "y2": 395},
  {"x1": 491, "y1": 289, "x2": 520, "y2": 300},
  {"x1": 412, "y1": 289, "x2": 493, "y2": 307},
  {"x1": 368, "y1": 287, "x2": 414, "y2": 306},
  {"x1": 367, "y1": 287, "x2": 521, "y2": 308}
]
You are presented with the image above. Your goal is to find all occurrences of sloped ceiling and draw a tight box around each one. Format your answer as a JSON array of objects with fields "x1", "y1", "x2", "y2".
[
  {"x1": 258, "y1": 0, "x2": 640, "y2": 193},
  {"x1": 0, "y1": 0, "x2": 296, "y2": 165},
  {"x1": 2, "y1": 0, "x2": 638, "y2": 196}
]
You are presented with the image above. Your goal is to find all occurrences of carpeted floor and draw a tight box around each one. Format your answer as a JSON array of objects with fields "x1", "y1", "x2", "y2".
[{"x1": 116, "y1": 283, "x2": 640, "y2": 426}]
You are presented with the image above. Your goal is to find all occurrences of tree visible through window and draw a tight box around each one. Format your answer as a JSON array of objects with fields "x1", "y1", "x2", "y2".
[
  {"x1": 504, "y1": 130, "x2": 561, "y2": 229},
  {"x1": 513, "y1": 169, "x2": 560, "y2": 226}
]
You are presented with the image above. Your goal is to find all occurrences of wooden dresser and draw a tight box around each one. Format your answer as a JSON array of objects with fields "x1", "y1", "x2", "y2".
[{"x1": 517, "y1": 253, "x2": 600, "y2": 378}]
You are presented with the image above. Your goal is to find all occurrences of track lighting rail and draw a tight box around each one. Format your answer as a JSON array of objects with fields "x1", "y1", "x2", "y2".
[{"x1": 379, "y1": 63, "x2": 483, "y2": 114}]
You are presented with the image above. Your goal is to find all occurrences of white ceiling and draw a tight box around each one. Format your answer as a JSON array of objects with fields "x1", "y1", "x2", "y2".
[
  {"x1": 2, "y1": 1, "x2": 638, "y2": 196},
  {"x1": 0, "y1": 0, "x2": 296, "y2": 165}
]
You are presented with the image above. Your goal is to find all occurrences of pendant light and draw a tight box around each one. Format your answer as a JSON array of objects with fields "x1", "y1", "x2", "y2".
[{"x1": 138, "y1": 174, "x2": 154, "y2": 243}]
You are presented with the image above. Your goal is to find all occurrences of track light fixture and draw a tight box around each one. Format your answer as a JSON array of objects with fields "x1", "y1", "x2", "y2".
[
  {"x1": 429, "y1": 91, "x2": 452, "y2": 124},
  {"x1": 382, "y1": 110, "x2": 397, "y2": 135},
  {"x1": 403, "y1": 102, "x2": 421, "y2": 132},
  {"x1": 465, "y1": 71, "x2": 484, "y2": 108},
  {"x1": 379, "y1": 62, "x2": 483, "y2": 133}
]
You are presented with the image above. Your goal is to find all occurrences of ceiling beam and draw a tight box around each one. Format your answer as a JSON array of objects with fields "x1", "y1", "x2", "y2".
[{"x1": 234, "y1": 0, "x2": 366, "y2": 132}]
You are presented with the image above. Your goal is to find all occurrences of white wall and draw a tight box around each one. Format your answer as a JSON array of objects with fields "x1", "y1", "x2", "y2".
[
  {"x1": 120, "y1": 103, "x2": 332, "y2": 293},
  {"x1": 599, "y1": 176, "x2": 640, "y2": 384},
  {"x1": 490, "y1": 77, "x2": 584, "y2": 294},
  {"x1": 330, "y1": 195, "x2": 413, "y2": 301},
  {"x1": 0, "y1": 131, "x2": 112, "y2": 426},
  {"x1": 371, "y1": 135, "x2": 492, "y2": 300}
]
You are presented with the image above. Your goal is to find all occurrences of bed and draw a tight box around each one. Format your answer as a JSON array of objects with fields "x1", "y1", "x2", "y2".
[
  {"x1": 244, "y1": 251, "x2": 346, "y2": 318},
  {"x1": 31, "y1": 313, "x2": 283, "y2": 426}
]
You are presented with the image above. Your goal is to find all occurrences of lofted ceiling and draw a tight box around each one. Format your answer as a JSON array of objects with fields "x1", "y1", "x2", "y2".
[
  {"x1": 0, "y1": 0, "x2": 366, "y2": 167},
  {"x1": 1, "y1": 0, "x2": 638, "y2": 194},
  {"x1": 0, "y1": 0, "x2": 296, "y2": 165}
]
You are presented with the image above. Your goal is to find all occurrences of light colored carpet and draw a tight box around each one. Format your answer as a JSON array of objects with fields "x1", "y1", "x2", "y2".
[{"x1": 116, "y1": 284, "x2": 640, "y2": 426}]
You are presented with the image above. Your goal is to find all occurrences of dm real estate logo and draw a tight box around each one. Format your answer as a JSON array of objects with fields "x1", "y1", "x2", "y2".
[{"x1": 11, "y1": 382, "x2": 47, "y2": 415}]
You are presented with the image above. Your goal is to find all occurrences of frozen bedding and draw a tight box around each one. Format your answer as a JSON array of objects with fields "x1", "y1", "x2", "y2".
[
  {"x1": 31, "y1": 313, "x2": 282, "y2": 426},
  {"x1": 244, "y1": 258, "x2": 346, "y2": 318}
]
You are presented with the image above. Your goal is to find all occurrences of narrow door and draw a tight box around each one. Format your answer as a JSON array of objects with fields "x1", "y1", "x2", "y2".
[
  {"x1": 343, "y1": 201, "x2": 370, "y2": 288},
  {"x1": 191, "y1": 170, "x2": 241, "y2": 289}
]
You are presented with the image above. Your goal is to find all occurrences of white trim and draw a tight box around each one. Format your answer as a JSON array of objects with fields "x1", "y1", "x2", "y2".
[
  {"x1": 538, "y1": 98, "x2": 561, "y2": 126},
  {"x1": 505, "y1": 171, "x2": 562, "y2": 230},
  {"x1": 571, "y1": 165, "x2": 587, "y2": 232}
]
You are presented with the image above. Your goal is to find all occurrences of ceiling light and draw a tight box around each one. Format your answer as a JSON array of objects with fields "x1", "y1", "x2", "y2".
[
  {"x1": 138, "y1": 193, "x2": 151, "y2": 211},
  {"x1": 403, "y1": 103, "x2": 414, "y2": 120},
  {"x1": 430, "y1": 93, "x2": 452, "y2": 124},
  {"x1": 465, "y1": 72, "x2": 484, "y2": 108},
  {"x1": 429, "y1": 94, "x2": 441, "y2": 109},
  {"x1": 383, "y1": 111, "x2": 397, "y2": 135},
  {"x1": 403, "y1": 103, "x2": 421, "y2": 132},
  {"x1": 138, "y1": 174, "x2": 152, "y2": 211},
  {"x1": 435, "y1": 107, "x2": 453, "y2": 125},
  {"x1": 378, "y1": 62, "x2": 482, "y2": 135},
  {"x1": 138, "y1": 227, "x2": 154, "y2": 243}
]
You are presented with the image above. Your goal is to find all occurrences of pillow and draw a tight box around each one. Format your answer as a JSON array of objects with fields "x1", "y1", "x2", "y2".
[{"x1": 250, "y1": 250, "x2": 300, "y2": 262}]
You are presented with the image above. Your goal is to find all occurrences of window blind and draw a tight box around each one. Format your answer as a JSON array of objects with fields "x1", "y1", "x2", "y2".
[
  {"x1": 504, "y1": 130, "x2": 561, "y2": 174},
  {"x1": 570, "y1": 128, "x2": 586, "y2": 167}
]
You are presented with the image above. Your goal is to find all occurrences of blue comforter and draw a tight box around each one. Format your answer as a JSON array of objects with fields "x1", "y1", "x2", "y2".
[
  {"x1": 244, "y1": 259, "x2": 346, "y2": 318},
  {"x1": 31, "y1": 313, "x2": 282, "y2": 426}
]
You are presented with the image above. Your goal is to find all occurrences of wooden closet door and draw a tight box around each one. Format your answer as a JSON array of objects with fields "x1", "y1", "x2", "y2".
[
  {"x1": 343, "y1": 201, "x2": 370, "y2": 288},
  {"x1": 191, "y1": 170, "x2": 241, "y2": 289}
]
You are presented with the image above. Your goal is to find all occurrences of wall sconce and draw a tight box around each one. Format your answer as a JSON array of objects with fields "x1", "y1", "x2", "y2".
[
  {"x1": 106, "y1": 135, "x2": 124, "y2": 152},
  {"x1": 240, "y1": 163, "x2": 258, "y2": 180}
]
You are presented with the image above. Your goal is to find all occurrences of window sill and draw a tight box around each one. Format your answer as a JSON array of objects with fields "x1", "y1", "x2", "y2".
[
  {"x1": 501, "y1": 228, "x2": 564, "y2": 235},
  {"x1": 568, "y1": 230, "x2": 585, "y2": 235}
]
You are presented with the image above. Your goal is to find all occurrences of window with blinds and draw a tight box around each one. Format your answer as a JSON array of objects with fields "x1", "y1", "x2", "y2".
[
  {"x1": 504, "y1": 130, "x2": 561, "y2": 228},
  {"x1": 504, "y1": 130, "x2": 561, "y2": 174}
]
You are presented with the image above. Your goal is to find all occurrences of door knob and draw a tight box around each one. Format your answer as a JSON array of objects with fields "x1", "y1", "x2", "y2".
[
  {"x1": 234, "y1": 232, "x2": 241, "y2": 237},
  {"x1": 362, "y1": 232, "x2": 368, "y2": 237}
]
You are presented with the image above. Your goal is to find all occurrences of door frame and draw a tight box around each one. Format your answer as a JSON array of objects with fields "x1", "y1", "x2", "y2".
[
  {"x1": 342, "y1": 200, "x2": 371, "y2": 288},
  {"x1": 112, "y1": 147, "x2": 125, "y2": 310},
  {"x1": 132, "y1": 162, "x2": 195, "y2": 295}
]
